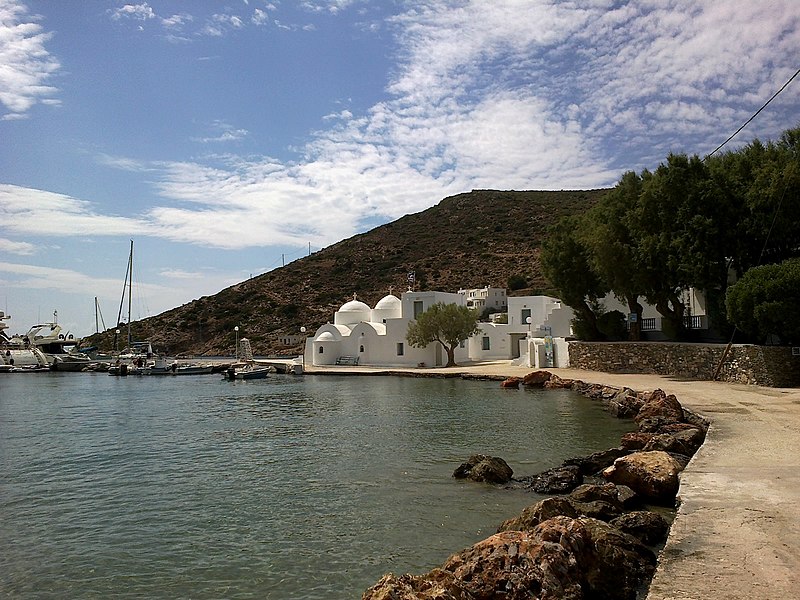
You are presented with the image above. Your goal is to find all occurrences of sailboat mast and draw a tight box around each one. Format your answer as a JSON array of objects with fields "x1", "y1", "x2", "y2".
[
  {"x1": 127, "y1": 239, "x2": 133, "y2": 348},
  {"x1": 95, "y1": 297, "x2": 99, "y2": 334}
]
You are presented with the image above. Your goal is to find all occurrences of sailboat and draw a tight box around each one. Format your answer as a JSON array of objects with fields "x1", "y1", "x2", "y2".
[{"x1": 108, "y1": 240, "x2": 168, "y2": 375}]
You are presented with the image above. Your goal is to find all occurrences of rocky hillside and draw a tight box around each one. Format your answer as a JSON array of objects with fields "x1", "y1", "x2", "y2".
[{"x1": 85, "y1": 189, "x2": 608, "y2": 356}]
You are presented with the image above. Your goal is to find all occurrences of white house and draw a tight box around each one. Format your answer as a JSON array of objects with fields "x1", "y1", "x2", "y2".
[
  {"x1": 304, "y1": 290, "x2": 573, "y2": 368},
  {"x1": 307, "y1": 291, "x2": 470, "y2": 368},
  {"x1": 458, "y1": 286, "x2": 507, "y2": 313}
]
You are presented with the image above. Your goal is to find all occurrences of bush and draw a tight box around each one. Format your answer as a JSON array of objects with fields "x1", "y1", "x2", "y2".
[
  {"x1": 726, "y1": 258, "x2": 800, "y2": 344},
  {"x1": 507, "y1": 274, "x2": 528, "y2": 290}
]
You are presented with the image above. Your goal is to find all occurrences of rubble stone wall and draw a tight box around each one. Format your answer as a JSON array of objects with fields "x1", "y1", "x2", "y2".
[{"x1": 568, "y1": 342, "x2": 800, "y2": 387}]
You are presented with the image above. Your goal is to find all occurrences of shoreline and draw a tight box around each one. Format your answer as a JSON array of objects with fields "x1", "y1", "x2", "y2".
[{"x1": 306, "y1": 361, "x2": 800, "y2": 599}]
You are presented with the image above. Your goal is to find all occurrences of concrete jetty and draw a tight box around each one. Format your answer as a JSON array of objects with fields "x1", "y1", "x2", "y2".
[{"x1": 306, "y1": 361, "x2": 800, "y2": 599}]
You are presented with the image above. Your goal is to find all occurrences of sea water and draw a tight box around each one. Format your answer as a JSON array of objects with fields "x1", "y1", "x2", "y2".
[{"x1": 0, "y1": 372, "x2": 632, "y2": 599}]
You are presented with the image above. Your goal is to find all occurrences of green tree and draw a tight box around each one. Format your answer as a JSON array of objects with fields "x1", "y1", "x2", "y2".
[
  {"x1": 583, "y1": 171, "x2": 649, "y2": 340},
  {"x1": 726, "y1": 258, "x2": 800, "y2": 345},
  {"x1": 406, "y1": 302, "x2": 480, "y2": 367},
  {"x1": 541, "y1": 216, "x2": 608, "y2": 340},
  {"x1": 631, "y1": 154, "x2": 729, "y2": 337}
]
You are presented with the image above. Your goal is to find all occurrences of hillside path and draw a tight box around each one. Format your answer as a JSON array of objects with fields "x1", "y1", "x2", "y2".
[{"x1": 306, "y1": 361, "x2": 800, "y2": 599}]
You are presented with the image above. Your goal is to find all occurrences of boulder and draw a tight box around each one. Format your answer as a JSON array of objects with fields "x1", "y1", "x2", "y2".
[
  {"x1": 500, "y1": 377, "x2": 521, "y2": 388},
  {"x1": 361, "y1": 569, "x2": 471, "y2": 600},
  {"x1": 620, "y1": 432, "x2": 654, "y2": 450},
  {"x1": 497, "y1": 496, "x2": 579, "y2": 532},
  {"x1": 522, "y1": 464, "x2": 582, "y2": 494},
  {"x1": 498, "y1": 484, "x2": 625, "y2": 533},
  {"x1": 635, "y1": 389, "x2": 684, "y2": 425},
  {"x1": 607, "y1": 388, "x2": 644, "y2": 418},
  {"x1": 543, "y1": 374, "x2": 573, "y2": 389},
  {"x1": 453, "y1": 454, "x2": 513, "y2": 484},
  {"x1": 611, "y1": 510, "x2": 671, "y2": 546},
  {"x1": 444, "y1": 516, "x2": 656, "y2": 600},
  {"x1": 563, "y1": 447, "x2": 630, "y2": 475},
  {"x1": 522, "y1": 370, "x2": 552, "y2": 386},
  {"x1": 443, "y1": 524, "x2": 586, "y2": 600},
  {"x1": 602, "y1": 451, "x2": 684, "y2": 504}
]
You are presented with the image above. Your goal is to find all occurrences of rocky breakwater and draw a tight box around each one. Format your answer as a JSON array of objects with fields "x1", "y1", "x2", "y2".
[{"x1": 362, "y1": 371, "x2": 709, "y2": 600}]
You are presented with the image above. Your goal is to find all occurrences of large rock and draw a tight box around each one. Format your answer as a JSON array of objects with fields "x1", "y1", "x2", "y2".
[
  {"x1": 522, "y1": 464, "x2": 582, "y2": 493},
  {"x1": 444, "y1": 516, "x2": 656, "y2": 600},
  {"x1": 563, "y1": 447, "x2": 630, "y2": 475},
  {"x1": 522, "y1": 370, "x2": 552, "y2": 386},
  {"x1": 611, "y1": 510, "x2": 671, "y2": 546},
  {"x1": 497, "y1": 484, "x2": 625, "y2": 532},
  {"x1": 634, "y1": 389, "x2": 684, "y2": 426},
  {"x1": 453, "y1": 454, "x2": 513, "y2": 484},
  {"x1": 607, "y1": 388, "x2": 644, "y2": 418},
  {"x1": 602, "y1": 450, "x2": 684, "y2": 504},
  {"x1": 361, "y1": 569, "x2": 471, "y2": 600}
]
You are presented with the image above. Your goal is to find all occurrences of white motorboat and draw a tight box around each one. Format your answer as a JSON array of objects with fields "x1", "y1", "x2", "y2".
[{"x1": 223, "y1": 362, "x2": 272, "y2": 380}]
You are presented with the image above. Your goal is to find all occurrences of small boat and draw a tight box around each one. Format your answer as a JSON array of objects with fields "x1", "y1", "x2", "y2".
[
  {"x1": 174, "y1": 363, "x2": 214, "y2": 375},
  {"x1": 223, "y1": 362, "x2": 272, "y2": 380}
]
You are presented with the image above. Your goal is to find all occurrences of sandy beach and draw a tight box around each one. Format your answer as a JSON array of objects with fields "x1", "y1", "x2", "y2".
[{"x1": 306, "y1": 361, "x2": 800, "y2": 600}]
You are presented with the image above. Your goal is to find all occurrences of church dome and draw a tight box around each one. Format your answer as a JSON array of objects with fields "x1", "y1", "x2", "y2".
[
  {"x1": 339, "y1": 299, "x2": 371, "y2": 313},
  {"x1": 374, "y1": 294, "x2": 401, "y2": 310},
  {"x1": 335, "y1": 297, "x2": 371, "y2": 326},
  {"x1": 315, "y1": 331, "x2": 336, "y2": 342}
]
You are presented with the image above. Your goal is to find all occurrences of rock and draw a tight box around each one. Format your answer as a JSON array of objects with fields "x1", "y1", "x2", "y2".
[
  {"x1": 635, "y1": 389, "x2": 684, "y2": 425},
  {"x1": 453, "y1": 454, "x2": 513, "y2": 484},
  {"x1": 611, "y1": 510, "x2": 671, "y2": 546},
  {"x1": 522, "y1": 464, "x2": 582, "y2": 494},
  {"x1": 615, "y1": 484, "x2": 639, "y2": 508},
  {"x1": 497, "y1": 496, "x2": 579, "y2": 532},
  {"x1": 442, "y1": 524, "x2": 586, "y2": 600},
  {"x1": 361, "y1": 569, "x2": 472, "y2": 600},
  {"x1": 607, "y1": 388, "x2": 644, "y2": 418},
  {"x1": 543, "y1": 374, "x2": 573, "y2": 389},
  {"x1": 445, "y1": 516, "x2": 656, "y2": 600},
  {"x1": 500, "y1": 377, "x2": 521, "y2": 388},
  {"x1": 522, "y1": 370, "x2": 552, "y2": 386},
  {"x1": 602, "y1": 451, "x2": 684, "y2": 504},
  {"x1": 642, "y1": 433, "x2": 695, "y2": 456},
  {"x1": 620, "y1": 432, "x2": 654, "y2": 450},
  {"x1": 563, "y1": 447, "x2": 630, "y2": 475},
  {"x1": 578, "y1": 517, "x2": 657, "y2": 599}
]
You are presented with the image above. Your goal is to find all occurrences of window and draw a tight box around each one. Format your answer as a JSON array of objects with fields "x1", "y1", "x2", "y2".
[
  {"x1": 318, "y1": 346, "x2": 324, "y2": 354},
  {"x1": 359, "y1": 345, "x2": 365, "y2": 353},
  {"x1": 397, "y1": 343, "x2": 404, "y2": 356},
  {"x1": 413, "y1": 300, "x2": 424, "y2": 319},
  {"x1": 482, "y1": 336, "x2": 490, "y2": 351},
  {"x1": 521, "y1": 308, "x2": 531, "y2": 325}
]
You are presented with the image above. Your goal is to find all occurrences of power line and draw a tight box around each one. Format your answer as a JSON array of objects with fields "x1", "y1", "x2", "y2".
[{"x1": 706, "y1": 67, "x2": 800, "y2": 159}]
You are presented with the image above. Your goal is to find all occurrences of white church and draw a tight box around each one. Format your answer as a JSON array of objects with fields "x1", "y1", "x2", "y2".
[{"x1": 304, "y1": 288, "x2": 573, "y2": 369}]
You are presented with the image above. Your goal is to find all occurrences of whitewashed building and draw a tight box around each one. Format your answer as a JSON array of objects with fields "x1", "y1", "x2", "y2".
[
  {"x1": 457, "y1": 286, "x2": 507, "y2": 313},
  {"x1": 304, "y1": 290, "x2": 574, "y2": 368}
]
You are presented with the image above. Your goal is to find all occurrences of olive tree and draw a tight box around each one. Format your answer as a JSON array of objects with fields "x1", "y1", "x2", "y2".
[{"x1": 406, "y1": 302, "x2": 480, "y2": 367}]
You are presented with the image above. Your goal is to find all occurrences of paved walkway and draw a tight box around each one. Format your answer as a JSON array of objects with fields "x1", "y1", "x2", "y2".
[{"x1": 306, "y1": 362, "x2": 800, "y2": 599}]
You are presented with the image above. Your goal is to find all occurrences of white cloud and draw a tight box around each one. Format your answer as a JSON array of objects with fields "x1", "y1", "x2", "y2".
[
  {"x1": 0, "y1": 0, "x2": 60, "y2": 119},
  {"x1": 0, "y1": 238, "x2": 36, "y2": 255},
  {"x1": 4, "y1": 0, "x2": 799, "y2": 257},
  {"x1": 109, "y1": 3, "x2": 156, "y2": 21}
]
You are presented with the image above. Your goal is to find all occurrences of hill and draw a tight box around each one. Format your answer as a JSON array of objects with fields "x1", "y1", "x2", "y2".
[{"x1": 86, "y1": 189, "x2": 608, "y2": 356}]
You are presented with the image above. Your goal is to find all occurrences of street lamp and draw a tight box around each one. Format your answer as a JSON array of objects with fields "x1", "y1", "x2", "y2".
[
  {"x1": 300, "y1": 327, "x2": 306, "y2": 370},
  {"x1": 115, "y1": 329, "x2": 120, "y2": 352},
  {"x1": 234, "y1": 326, "x2": 239, "y2": 360}
]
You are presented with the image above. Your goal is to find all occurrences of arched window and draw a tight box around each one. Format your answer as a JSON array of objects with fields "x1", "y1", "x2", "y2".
[
  {"x1": 318, "y1": 346, "x2": 324, "y2": 354},
  {"x1": 359, "y1": 345, "x2": 365, "y2": 353}
]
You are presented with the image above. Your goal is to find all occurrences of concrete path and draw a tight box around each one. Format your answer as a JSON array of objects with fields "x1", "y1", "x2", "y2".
[{"x1": 306, "y1": 362, "x2": 800, "y2": 599}]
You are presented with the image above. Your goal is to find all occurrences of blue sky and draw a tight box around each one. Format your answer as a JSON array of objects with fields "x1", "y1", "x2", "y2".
[{"x1": 1, "y1": 0, "x2": 798, "y2": 337}]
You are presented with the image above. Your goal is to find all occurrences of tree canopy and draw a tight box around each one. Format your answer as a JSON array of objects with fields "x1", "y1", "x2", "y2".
[
  {"x1": 406, "y1": 302, "x2": 480, "y2": 367},
  {"x1": 726, "y1": 258, "x2": 800, "y2": 345},
  {"x1": 541, "y1": 125, "x2": 800, "y2": 342}
]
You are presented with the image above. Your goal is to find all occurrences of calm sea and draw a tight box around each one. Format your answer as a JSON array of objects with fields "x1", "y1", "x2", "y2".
[{"x1": 0, "y1": 372, "x2": 632, "y2": 599}]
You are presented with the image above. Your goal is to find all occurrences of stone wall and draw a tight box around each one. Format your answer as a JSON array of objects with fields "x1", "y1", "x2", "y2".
[{"x1": 568, "y1": 342, "x2": 800, "y2": 387}]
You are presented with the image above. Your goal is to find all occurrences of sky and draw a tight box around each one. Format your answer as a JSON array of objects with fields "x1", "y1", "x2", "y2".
[{"x1": 1, "y1": 0, "x2": 798, "y2": 338}]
